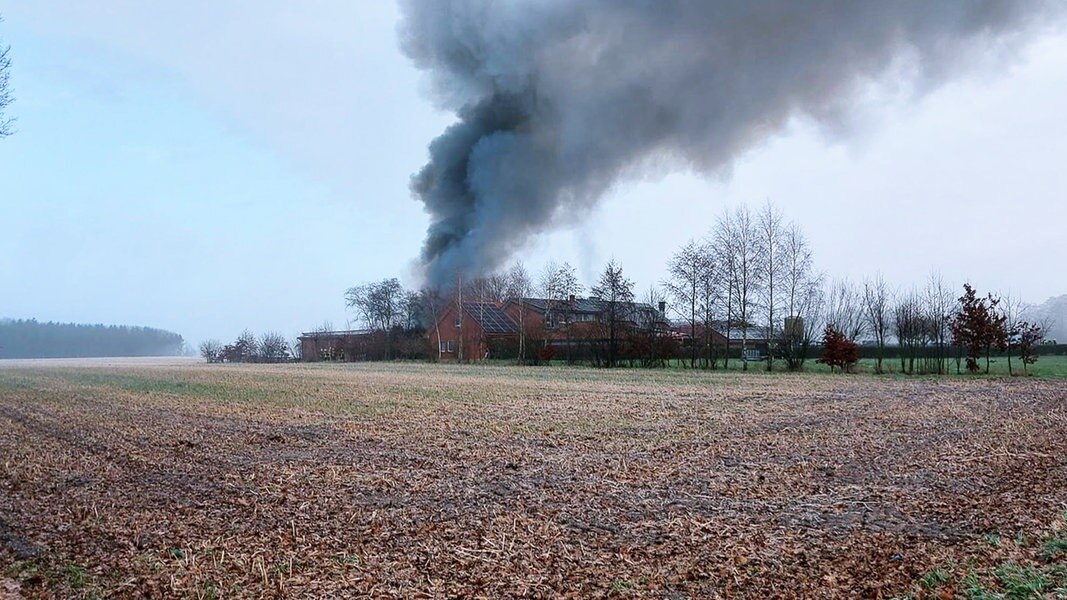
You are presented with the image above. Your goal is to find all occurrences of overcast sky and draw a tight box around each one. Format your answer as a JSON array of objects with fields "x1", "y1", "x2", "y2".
[{"x1": 1, "y1": 3, "x2": 1065, "y2": 347}]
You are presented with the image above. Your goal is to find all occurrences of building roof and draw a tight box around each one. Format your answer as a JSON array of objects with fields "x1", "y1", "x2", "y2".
[
  {"x1": 298, "y1": 329, "x2": 372, "y2": 340},
  {"x1": 514, "y1": 297, "x2": 603, "y2": 314},
  {"x1": 666, "y1": 320, "x2": 772, "y2": 342},
  {"x1": 515, "y1": 297, "x2": 662, "y2": 315},
  {"x1": 462, "y1": 302, "x2": 518, "y2": 334}
]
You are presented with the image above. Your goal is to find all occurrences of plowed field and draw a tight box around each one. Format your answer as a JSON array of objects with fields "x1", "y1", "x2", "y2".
[{"x1": 1, "y1": 361, "x2": 1065, "y2": 598}]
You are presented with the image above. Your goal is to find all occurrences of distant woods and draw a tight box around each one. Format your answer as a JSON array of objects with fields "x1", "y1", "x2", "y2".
[{"x1": 0, "y1": 319, "x2": 185, "y2": 359}]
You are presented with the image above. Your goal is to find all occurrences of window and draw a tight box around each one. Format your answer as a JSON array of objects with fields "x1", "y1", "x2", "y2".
[
  {"x1": 454, "y1": 316, "x2": 462, "y2": 328},
  {"x1": 439, "y1": 340, "x2": 455, "y2": 353}
]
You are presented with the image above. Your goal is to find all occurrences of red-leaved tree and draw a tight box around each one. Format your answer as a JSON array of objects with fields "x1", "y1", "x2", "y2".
[
  {"x1": 950, "y1": 284, "x2": 1008, "y2": 374},
  {"x1": 1013, "y1": 321, "x2": 1045, "y2": 376},
  {"x1": 817, "y1": 324, "x2": 858, "y2": 374}
]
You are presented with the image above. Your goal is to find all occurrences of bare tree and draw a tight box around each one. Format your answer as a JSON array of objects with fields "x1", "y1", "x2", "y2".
[
  {"x1": 999, "y1": 292, "x2": 1025, "y2": 376},
  {"x1": 923, "y1": 272, "x2": 954, "y2": 375},
  {"x1": 539, "y1": 261, "x2": 583, "y2": 361},
  {"x1": 466, "y1": 273, "x2": 510, "y2": 304},
  {"x1": 259, "y1": 331, "x2": 291, "y2": 363},
  {"x1": 0, "y1": 16, "x2": 13, "y2": 138},
  {"x1": 222, "y1": 329, "x2": 259, "y2": 363},
  {"x1": 590, "y1": 259, "x2": 634, "y2": 368},
  {"x1": 862, "y1": 273, "x2": 891, "y2": 373},
  {"x1": 695, "y1": 238, "x2": 723, "y2": 368},
  {"x1": 824, "y1": 279, "x2": 865, "y2": 342},
  {"x1": 715, "y1": 206, "x2": 762, "y2": 370},
  {"x1": 199, "y1": 339, "x2": 223, "y2": 364},
  {"x1": 418, "y1": 286, "x2": 446, "y2": 360},
  {"x1": 894, "y1": 291, "x2": 923, "y2": 374},
  {"x1": 401, "y1": 291, "x2": 424, "y2": 331},
  {"x1": 780, "y1": 223, "x2": 821, "y2": 371},
  {"x1": 345, "y1": 278, "x2": 406, "y2": 332},
  {"x1": 505, "y1": 263, "x2": 533, "y2": 364},
  {"x1": 665, "y1": 239, "x2": 709, "y2": 368},
  {"x1": 638, "y1": 284, "x2": 671, "y2": 367},
  {"x1": 706, "y1": 234, "x2": 734, "y2": 369},
  {"x1": 755, "y1": 201, "x2": 785, "y2": 371}
]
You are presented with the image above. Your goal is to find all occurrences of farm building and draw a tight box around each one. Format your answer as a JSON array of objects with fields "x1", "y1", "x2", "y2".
[
  {"x1": 503, "y1": 297, "x2": 666, "y2": 335},
  {"x1": 428, "y1": 301, "x2": 519, "y2": 360},
  {"x1": 297, "y1": 328, "x2": 428, "y2": 362},
  {"x1": 428, "y1": 296, "x2": 671, "y2": 361},
  {"x1": 297, "y1": 330, "x2": 374, "y2": 362},
  {"x1": 667, "y1": 320, "x2": 777, "y2": 360}
]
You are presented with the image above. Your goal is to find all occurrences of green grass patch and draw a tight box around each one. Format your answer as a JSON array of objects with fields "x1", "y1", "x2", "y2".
[
  {"x1": 994, "y1": 563, "x2": 1049, "y2": 597},
  {"x1": 920, "y1": 567, "x2": 951, "y2": 589},
  {"x1": 1042, "y1": 536, "x2": 1067, "y2": 561}
]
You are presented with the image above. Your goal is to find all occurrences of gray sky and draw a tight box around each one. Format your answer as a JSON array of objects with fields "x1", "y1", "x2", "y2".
[{"x1": 1, "y1": 2, "x2": 1065, "y2": 347}]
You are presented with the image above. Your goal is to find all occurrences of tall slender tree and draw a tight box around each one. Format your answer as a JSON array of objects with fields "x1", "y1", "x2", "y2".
[
  {"x1": 924, "y1": 273, "x2": 955, "y2": 375},
  {"x1": 505, "y1": 263, "x2": 533, "y2": 364},
  {"x1": 665, "y1": 239, "x2": 709, "y2": 368},
  {"x1": 756, "y1": 201, "x2": 786, "y2": 371},
  {"x1": 862, "y1": 274, "x2": 891, "y2": 373},
  {"x1": 590, "y1": 259, "x2": 634, "y2": 368},
  {"x1": 781, "y1": 223, "x2": 821, "y2": 371},
  {"x1": 715, "y1": 206, "x2": 762, "y2": 370}
]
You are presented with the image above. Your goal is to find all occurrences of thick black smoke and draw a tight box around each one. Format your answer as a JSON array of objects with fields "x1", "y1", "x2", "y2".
[{"x1": 399, "y1": 0, "x2": 1059, "y2": 285}]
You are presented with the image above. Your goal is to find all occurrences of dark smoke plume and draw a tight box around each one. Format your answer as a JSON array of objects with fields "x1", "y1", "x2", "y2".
[{"x1": 399, "y1": 0, "x2": 1060, "y2": 285}]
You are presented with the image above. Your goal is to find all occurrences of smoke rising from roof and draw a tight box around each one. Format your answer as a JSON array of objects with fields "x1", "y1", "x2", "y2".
[{"x1": 399, "y1": 1, "x2": 1060, "y2": 285}]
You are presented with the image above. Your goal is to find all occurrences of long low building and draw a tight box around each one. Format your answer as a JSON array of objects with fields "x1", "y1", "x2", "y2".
[
  {"x1": 427, "y1": 296, "x2": 670, "y2": 361},
  {"x1": 297, "y1": 329, "x2": 374, "y2": 362}
]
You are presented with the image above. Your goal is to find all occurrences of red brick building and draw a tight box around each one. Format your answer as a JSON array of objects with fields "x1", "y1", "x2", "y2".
[
  {"x1": 428, "y1": 301, "x2": 519, "y2": 360},
  {"x1": 428, "y1": 296, "x2": 670, "y2": 361}
]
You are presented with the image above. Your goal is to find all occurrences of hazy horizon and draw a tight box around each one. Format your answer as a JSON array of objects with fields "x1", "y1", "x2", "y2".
[{"x1": 2, "y1": 3, "x2": 1066, "y2": 347}]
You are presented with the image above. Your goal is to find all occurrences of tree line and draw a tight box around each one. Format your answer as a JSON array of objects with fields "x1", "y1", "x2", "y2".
[
  {"x1": 0, "y1": 319, "x2": 185, "y2": 359},
  {"x1": 198, "y1": 330, "x2": 292, "y2": 363},
  {"x1": 334, "y1": 201, "x2": 1054, "y2": 374},
  {"x1": 661, "y1": 202, "x2": 1053, "y2": 375}
]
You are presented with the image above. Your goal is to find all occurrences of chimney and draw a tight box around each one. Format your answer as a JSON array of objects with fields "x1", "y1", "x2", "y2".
[
  {"x1": 658, "y1": 300, "x2": 666, "y2": 315},
  {"x1": 568, "y1": 294, "x2": 576, "y2": 305}
]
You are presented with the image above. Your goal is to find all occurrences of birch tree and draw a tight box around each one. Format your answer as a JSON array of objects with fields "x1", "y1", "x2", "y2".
[
  {"x1": 756, "y1": 201, "x2": 785, "y2": 371},
  {"x1": 715, "y1": 206, "x2": 762, "y2": 370},
  {"x1": 505, "y1": 263, "x2": 533, "y2": 364},
  {"x1": 665, "y1": 239, "x2": 709, "y2": 368},
  {"x1": 780, "y1": 223, "x2": 821, "y2": 371}
]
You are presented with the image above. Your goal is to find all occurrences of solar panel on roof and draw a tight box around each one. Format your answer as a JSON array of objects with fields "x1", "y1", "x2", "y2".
[{"x1": 464, "y1": 303, "x2": 518, "y2": 333}]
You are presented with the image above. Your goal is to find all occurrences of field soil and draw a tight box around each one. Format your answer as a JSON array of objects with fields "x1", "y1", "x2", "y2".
[{"x1": 0, "y1": 361, "x2": 1065, "y2": 598}]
